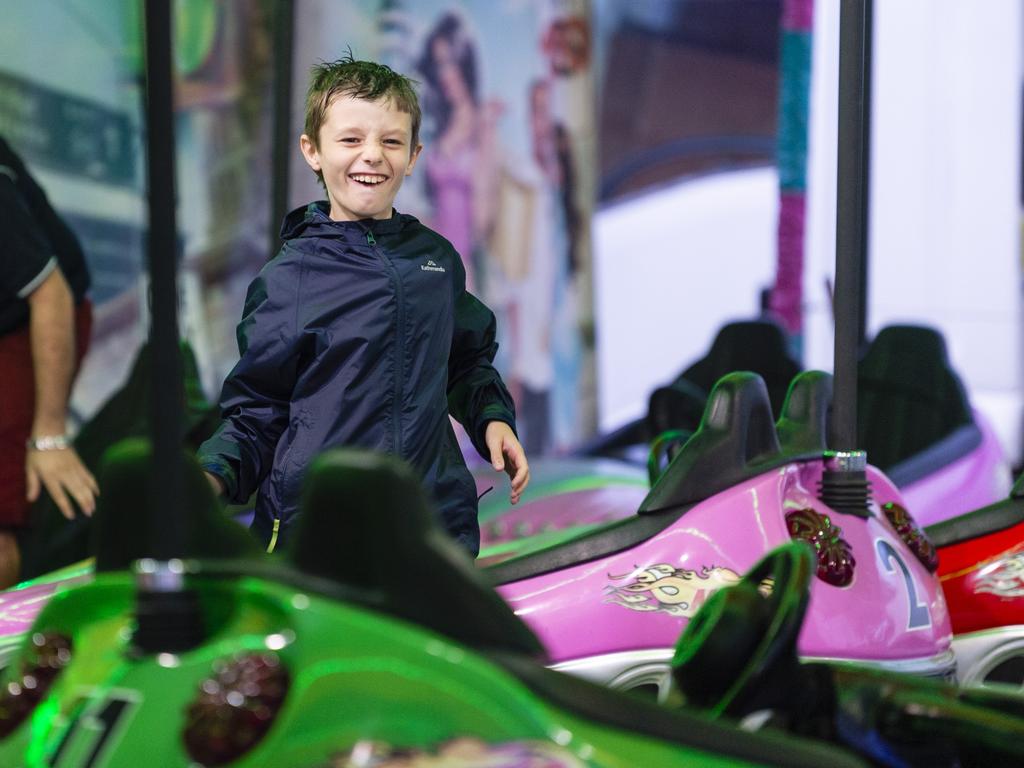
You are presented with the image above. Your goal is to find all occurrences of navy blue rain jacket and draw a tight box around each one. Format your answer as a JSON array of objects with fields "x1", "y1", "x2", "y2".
[{"x1": 198, "y1": 202, "x2": 516, "y2": 554}]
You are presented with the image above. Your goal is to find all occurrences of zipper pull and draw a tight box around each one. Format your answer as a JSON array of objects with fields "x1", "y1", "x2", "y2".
[
  {"x1": 267, "y1": 518, "x2": 280, "y2": 553},
  {"x1": 366, "y1": 230, "x2": 376, "y2": 246}
]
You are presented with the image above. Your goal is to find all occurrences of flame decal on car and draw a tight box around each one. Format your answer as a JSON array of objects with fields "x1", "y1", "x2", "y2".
[
  {"x1": 974, "y1": 553, "x2": 1024, "y2": 598},
  {"x1": 603, "y1": 564, "x2": 743, "y2": 617}
]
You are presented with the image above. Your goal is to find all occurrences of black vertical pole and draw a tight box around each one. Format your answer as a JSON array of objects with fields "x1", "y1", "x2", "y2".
[
  {"x1": 858, "y1": 0, "x2": 872, "y2": 355},
  {"x1": 819, "y1": 0, "x2": 873, "y2": 517},
  {"x1": 135, "y1": 0, "x2": 204, "y2": 654},
  {"x1": 831, "y1": 0, "x2": 872, "y2": 452},
  {"x1": 144, "y1": 0, "x2": 184, "y2": 557},
  {"x1": 269, "y1": 0, "x2": 295, "y2": 255}
]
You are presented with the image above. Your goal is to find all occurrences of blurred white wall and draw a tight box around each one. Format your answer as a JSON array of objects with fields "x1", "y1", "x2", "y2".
[
  {"x1": 596, "y1": 0, "x2": 1024, "y2": 464},
  {"x1": 594, "y1": 169, "x2": 777, "y2": 429},
  {"x1": 805, "y1": 0, "x2": 1024, "y2": 462}
]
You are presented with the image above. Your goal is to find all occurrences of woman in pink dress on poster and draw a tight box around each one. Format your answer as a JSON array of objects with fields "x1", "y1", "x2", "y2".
[{"x1": 415, "y1": 11, "x2": 502, "y2": 294}]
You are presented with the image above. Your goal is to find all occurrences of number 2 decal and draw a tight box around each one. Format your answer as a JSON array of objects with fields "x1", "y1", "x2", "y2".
[{"x1": 876, "y1": 539, "x2": 932, "y2": 630}]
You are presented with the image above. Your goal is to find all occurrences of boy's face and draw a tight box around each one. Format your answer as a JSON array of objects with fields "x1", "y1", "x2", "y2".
[{"x1": 300, "y1": 94, "x2": 422, "y2": 221}]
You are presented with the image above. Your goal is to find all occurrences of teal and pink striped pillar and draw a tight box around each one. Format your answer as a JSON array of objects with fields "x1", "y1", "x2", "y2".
[{"x1": 770, "y1": 0, "x2": 814, "y2": 358}]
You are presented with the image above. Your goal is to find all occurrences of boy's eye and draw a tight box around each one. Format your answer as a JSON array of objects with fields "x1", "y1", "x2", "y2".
[
  {"x1": 340, "y1": 137, "x2": 360, "y2": 144},
  {"x1": 384, "y1": 139, "x2": 403, "y2": 146}
]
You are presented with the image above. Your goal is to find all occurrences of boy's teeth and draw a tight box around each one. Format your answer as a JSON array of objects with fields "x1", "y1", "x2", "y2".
[{"x1": 352, "y1": 174, "x2": 383, "y2": 184}]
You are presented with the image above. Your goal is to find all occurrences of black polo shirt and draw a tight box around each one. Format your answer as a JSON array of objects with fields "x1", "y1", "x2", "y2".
[{"x1": 0, "y1": 137, "x2": 90, "y2": 336}]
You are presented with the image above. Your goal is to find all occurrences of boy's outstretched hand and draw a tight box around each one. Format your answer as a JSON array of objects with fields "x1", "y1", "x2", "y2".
[{"x1": 484, "y1": 421, "x2": 530, "y2": 505}]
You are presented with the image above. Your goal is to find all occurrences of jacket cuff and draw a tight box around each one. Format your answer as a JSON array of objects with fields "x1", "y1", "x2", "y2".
[{"x1": 198, "y1": 458, "x2": 238, "y2": 502}]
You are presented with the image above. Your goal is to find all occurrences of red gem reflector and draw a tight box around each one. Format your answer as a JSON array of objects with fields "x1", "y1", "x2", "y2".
[
  {"x1": 0, "y1": 631, "x2": 73, "y2": 738},
  {"x1": 182, "y1": 652, "x2": 289, "y2": 766},
  {"x1": 882, "y1": 502, "x2": 939, "y2": 572},
  {"x1": 785, "y1": 508, "x2": 856, "y2": 587}
]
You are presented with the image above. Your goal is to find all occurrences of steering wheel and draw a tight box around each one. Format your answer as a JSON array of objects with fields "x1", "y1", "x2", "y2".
[{"x1": 670, "y1": 541, "x2": 814, "y2": 719}]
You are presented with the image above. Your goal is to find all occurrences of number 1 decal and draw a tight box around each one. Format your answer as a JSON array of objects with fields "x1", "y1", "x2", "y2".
[
  {"x1": 47, "y1": 690, "x2": 141, "y2": 768},
  {"x1": 876, "y1": 539, "x2": 932, "y2": 630}
]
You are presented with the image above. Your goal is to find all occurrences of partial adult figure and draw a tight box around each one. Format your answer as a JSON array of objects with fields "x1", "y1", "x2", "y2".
[{"x1": 0, "y1": 136, "x2": 96, "y2": 588}]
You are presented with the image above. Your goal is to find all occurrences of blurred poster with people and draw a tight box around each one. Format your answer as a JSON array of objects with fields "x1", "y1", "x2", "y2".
[
  {"x1": 0, "y1": 0, "x2": 147, "y2": 422},
  {"x1": 292, "y1": 0, "x2": 597, "y2": 454},
  {"x1": 170, "y1": 1, "x2": 275, "y2": 401},
  {"x1": 0, "y1": 0, "x2": 276, "y2": 424}
]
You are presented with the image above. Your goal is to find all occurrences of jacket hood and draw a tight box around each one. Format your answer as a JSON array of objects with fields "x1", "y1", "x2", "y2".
[{"x1": 280, "y1": 201, "x2": 418, "y2": 242}]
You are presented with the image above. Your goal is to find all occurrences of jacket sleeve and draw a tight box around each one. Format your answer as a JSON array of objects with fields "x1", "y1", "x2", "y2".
[
  {"x1": 197, "y1": 255, "x2": 304, "y2": 502},
  {"x1": 447, "y1": 257, "x2": 517, "y2": 461}
]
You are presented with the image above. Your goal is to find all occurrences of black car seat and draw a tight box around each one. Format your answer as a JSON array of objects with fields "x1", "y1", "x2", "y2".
[
  {"x1": 578, "y1": 319, "x2": 800, "y2": 461},
  {"x1": 857, "y1": 325, "x2": 975, "y2": 472},
  {"x1": 650, "y1": 319, "x2": 802, "y2": 436}
]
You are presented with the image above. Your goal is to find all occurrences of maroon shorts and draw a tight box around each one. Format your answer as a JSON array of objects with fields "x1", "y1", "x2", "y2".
[{"x1": 0, "y1": 300, "x2": 92, "y2": 528}]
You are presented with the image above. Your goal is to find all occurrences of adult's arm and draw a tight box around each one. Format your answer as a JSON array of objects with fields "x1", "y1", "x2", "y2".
[{"x1": 24, "y1": 267, "x2": 98, "y2": 519}]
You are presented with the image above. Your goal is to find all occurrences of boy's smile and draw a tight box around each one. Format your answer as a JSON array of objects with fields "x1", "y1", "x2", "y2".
[{"x1": 300, "y1": 94, "x2": 422, "y2": 222}]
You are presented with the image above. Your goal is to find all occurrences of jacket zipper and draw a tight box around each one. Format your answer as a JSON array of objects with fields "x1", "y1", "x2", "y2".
[
  {"x1": 267, "y1": 518, "x2": 280, "y2": 553},
  {"x1": 366, "y1": 228, "x2": 403, "y2": 453}
]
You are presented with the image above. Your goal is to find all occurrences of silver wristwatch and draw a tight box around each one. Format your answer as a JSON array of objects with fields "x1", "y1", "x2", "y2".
[{"x1": 26, "y1": 434, "x2": 70, "y2": 451}]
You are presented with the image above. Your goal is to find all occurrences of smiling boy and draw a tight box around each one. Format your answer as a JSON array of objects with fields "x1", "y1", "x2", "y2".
[{"x1": 199, "y1": 56, "x2": 528, "y2": 554}]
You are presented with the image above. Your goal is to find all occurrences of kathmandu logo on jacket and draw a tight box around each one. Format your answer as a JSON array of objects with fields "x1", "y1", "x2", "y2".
[{"x1": 421, "y1": 260, "x2": 446, "y2": 273}]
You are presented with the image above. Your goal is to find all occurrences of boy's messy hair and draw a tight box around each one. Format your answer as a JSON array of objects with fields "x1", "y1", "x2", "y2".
[{"x1": 304, "y1": 53, "x2": 422, "y2": 151}]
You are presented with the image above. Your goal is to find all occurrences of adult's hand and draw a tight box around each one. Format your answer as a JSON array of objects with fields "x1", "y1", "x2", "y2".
[
  {"x1": 25, "y1": 446, "x2": 98, "y2": 520},
  {"x1": 484, "y1": 421, "x2": 530, "y2": 505}
]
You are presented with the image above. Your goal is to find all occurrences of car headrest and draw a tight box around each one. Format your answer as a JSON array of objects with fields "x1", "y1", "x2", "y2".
[
  {"x1": 92, "y1": 437, "x2": 262, "y2": 572},
  {"x1": 288, "y1": 448, "x2": 544, "y2": 658},
  {"x1": 776, "y1": 370, "x2": 833, "y2": 456},
  {"x1": 640, "y1": 372, "x2": 783, "y2": 513}
]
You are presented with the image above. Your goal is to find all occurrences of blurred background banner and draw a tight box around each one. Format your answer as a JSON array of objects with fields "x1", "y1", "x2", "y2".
[
  {"x1": 290, "y1": 0, "x2": 597, "y2": 456},
  {"x1": 0, "y1": 0, "x2": 598, "y2": 457},
  {"x1": 0, "y1": 0, "x2": 147, "y2": 421},
  {"x1": 0, "y1": 0, "x2": 275, "y2": 427},
  {"x1": 1, "y1": 0, "x2": 1022, "y2": 467}
]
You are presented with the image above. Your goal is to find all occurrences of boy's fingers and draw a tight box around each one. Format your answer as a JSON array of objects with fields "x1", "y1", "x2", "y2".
[
  {"x1": 511, "y1": 465, "x2": 529, "y2": 491},
  {"x1": 484, "y1": 425, "x2": 529, "y2": 503},
  {"x1": 486, "y1": 435, "x2": 504, "y2": 471},
  {"x1": 507, "y1": 453, "x2": 529, "y2": 503}
]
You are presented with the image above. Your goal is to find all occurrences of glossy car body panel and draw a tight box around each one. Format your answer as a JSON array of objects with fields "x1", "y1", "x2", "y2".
[
  {"x1": 899, "y1": 411, "x2": 1011, "y2": 528},
  {"x1": 491, "y1": 459, "x2": 952, "y2": 674}
]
